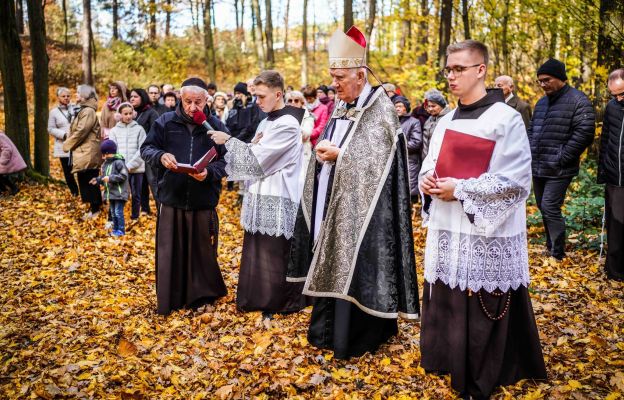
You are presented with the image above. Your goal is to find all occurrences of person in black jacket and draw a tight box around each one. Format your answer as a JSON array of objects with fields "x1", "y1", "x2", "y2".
[
  {"x1": 598, "y1": 68, "x2": 624, "y2": 281},
  {"x1": 130, "y1": 88, "x2": 160, "y2": 214},
  {"x1": 140, "y1": 77, "x2": 229, "y2": 315},
  {"x1": 147, "y1": 85, "x2": 169, "y2": 116},
  {"x1": 528, "y1": 58, "x2": 596, "y2": 259}
]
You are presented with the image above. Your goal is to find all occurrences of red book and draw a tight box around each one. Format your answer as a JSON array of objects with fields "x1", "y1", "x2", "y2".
[
  {"x1": 434, "y1": 129, "x2": 496, "y2": 179},
  {"x1": 174, "y1": 147, "x2": 218, "y2": 174}
]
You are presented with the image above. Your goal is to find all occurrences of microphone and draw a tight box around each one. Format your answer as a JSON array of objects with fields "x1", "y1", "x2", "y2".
[{"x1": 192, "y1": 110, "x2": 215, "y2": 131}]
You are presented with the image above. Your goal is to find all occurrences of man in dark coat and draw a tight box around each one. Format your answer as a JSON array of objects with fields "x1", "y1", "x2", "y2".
[
  {"x1": 494, "y1": 75, "x2": 532, "y2": 129},
  {"x1": 148, "y1": 85, "x2": 169, "y2": 116},
  {"x1": 140, "y1": 78, "x2": 229, "y2": 315},
  {"x1": 598, "y1": 68, "x2": 624, "y2": 281},
  {"x1": 528, "y1": 58, "x2": 595, "y2": 260},
  {"x1": 393, "y1": 95, "x2": 422, "y2": 201}
]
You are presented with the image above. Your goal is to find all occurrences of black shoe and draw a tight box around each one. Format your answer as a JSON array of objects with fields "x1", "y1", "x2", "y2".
[{"x1": 262, "y1": 312, "x2": 274, "y2": 320}]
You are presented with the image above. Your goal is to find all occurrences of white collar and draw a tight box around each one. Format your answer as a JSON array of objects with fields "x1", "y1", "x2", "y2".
[
  {"x1": 505, "y1": 93, "x2": 514, "y2": 103},
  {"x1": 339, "y1": 82, "x2": 373, "y2": 109}
]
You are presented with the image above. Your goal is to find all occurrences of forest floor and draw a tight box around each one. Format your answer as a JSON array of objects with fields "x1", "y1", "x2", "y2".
[{"x1": 0, "y1": 161, "x2": 623, "y2": 400}]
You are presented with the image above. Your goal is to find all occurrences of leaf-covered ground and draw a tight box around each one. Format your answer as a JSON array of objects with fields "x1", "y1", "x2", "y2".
[{"x1": 1, "y1": 168, "x2": 623, "y2": 399}]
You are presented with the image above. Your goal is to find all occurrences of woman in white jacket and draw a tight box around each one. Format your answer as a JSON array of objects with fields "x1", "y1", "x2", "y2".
[
  {"x1": 108, "y1": 102, "x2": 147, "y2": 220},
  {"x1": 47, "y1": 87, "x2": 79, "y2": 196}
]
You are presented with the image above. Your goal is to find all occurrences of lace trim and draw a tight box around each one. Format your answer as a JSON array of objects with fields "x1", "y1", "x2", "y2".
[
  {"x1": 424, "y1": 229, "x2": 530, "y2": 293},
  {"x1": 454, "y1": 174, "x2": 527, "y2": 229},
  {"x1": 224, "y1": 138, "x2": 264, "y2": 181},
  {"x1": 241, "y1": 193, "x2": 300, "y2": 239}
]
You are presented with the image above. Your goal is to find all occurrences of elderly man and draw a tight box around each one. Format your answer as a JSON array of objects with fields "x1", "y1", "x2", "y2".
[
  {"x1": 211, "y1": 70, "x2": 307, "y2": 317},
  {"x1": 598, "y1": 68, "x2": 624, "y2": 281},
  {"x1": 419, "y1": 40, "x2": 546, "y2": 399},
  {"x1": 529, "y1": 58, "x2": 595, "y2": 260},
  {"x1": 287, "y1": 26, "x2": 420, "y2": 359},
  {"x1": 140, "y1": 78, "x2": 229, "y2": 316},
  {"x1": 494, "y1": 75, "x2": 532, "y2": 129},
  {"x1": 48, "y1": 87, "x2": 79, "y2": 196}
]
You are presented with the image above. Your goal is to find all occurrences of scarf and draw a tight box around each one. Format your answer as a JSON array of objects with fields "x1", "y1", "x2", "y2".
[
  {"x1": 175, "y1": 102, "x2": 197, "y2": 125},
  {"x1": 106, "y1": 96, "x2": 122, "y2": 111}
]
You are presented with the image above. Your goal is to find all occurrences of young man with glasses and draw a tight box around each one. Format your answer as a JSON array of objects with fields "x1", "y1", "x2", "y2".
[
  {"x1": 147, "y1": 84, "x2": 168, "y2": 116},
  {"x1": 419, "y1": 40, "x2": 546, "y2": 399},
  {"x1": 528, "y1": 58, "x2": 595, "y2": 260},
  {"x1": 598, "y1": 68, "x2": 624, "y2": 282}
]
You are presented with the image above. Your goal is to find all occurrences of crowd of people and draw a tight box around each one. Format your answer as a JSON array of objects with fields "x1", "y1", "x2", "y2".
[{"x1": 0, "y1": 24, "x2": 622, "y2": 400}]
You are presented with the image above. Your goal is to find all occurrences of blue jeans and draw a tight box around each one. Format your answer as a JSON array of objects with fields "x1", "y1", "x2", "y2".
[
  {"x1": 129, "y1": 173, "x2": 143, "y2": 219},
  {"x1": 110, "y1": 200, "x2": 126, "y2": 234}
]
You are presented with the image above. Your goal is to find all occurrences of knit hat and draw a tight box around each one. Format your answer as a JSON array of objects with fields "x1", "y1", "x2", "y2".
[
  {"x1": 392, "y1": 95, "x2": 411, "y2": 113},
  {"x1": 100, "y1": 139, "x2": 117, "y2": 155},
  {"x1": 181, "y1": 77, "x2": 209, "y2": 91},
  {"x1": 537, "y1": 58, "x2": 568, "y2": 81},
  {"x1": 233, "y1": 82, "x2": 249, "y2": 96},
  {"x1": 424, "y1": 89, "x2": 447, "y2": 107}
]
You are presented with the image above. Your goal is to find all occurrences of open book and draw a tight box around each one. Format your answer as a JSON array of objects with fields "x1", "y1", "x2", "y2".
[
  {"x1": 174, "y1": 147, "x2": 218, "y2": 174},
  {"x1": 434, "y1": 129, "x2": 496, "y2": 179}
]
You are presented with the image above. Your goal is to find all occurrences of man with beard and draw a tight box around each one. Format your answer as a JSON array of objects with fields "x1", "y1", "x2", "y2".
[
  {"x1": 140, "y1": 78, "x2": 229, "y2": 315},
  {"x1": 287, "y1": 26, "x2": 420, "y2": 359}
]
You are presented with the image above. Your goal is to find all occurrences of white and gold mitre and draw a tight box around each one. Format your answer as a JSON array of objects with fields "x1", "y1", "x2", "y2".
[{"x1": 328, "y1": 26, "x2": 367, "y2": 69}]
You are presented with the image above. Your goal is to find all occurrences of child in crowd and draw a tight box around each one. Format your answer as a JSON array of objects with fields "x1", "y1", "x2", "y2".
[
  {"x1": 108, "y1": 102, "x2": 146, "y2": 220},
  {"x1": 90, "y1": 140, "x2": 129, "y2": 236}
]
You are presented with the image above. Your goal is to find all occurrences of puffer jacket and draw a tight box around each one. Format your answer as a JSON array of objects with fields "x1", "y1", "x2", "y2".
[
  {"x1": 528, "y1": 84, "x2": 595, "y2": 178},
  {"x1": 108, "y1": 120, "x2": 146, "y2": 173},
  {"x1": 421, "y1": 106, "x2": 451, "y2": 160},
  {"x1": 598, "y1": 99, "x2": 624, "y2": 186},
  {"x1": 62, "y1": 98, "x2": 102, "y2": 173},
  {"x1": 97, "y1": 154, "x2": 129, "y2": 201},
  {"x1": 0, "y1": 132, "x2": 27, "y2": 174},
  {"x1": 399, "y1": 115, "x2": 422, "y2": 196}
]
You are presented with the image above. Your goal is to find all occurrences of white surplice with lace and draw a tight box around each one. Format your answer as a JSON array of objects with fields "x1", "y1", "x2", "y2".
[{"x1": 419, "y1": 102, "x2": 533, "y2": 294}]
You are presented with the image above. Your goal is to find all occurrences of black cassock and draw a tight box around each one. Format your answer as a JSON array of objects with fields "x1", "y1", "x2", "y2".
[{"x1": 287, "y1": 87, "x2": 420, "y2": 359}]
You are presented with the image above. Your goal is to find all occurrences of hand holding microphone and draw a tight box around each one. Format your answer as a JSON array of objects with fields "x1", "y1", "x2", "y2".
[{"x1": 193, "y1": 110, "x2": 231, "y2": 145}]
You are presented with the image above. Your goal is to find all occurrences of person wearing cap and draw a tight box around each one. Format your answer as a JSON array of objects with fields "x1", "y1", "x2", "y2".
[
  {"x1": 140, "y1": 77, "x2": 229, "y2": 316},
  {"x1": 418, "y1": 40, "x2": 546, "y2": 399},
  {"x1": 210, "y1": 70, "x2": 307, "y2": 317},
  {"x1": 90, "y1": 139, "x2": 129, "y2": 236},
  {"x1": 393, "y1": 95, "x2": 422, "y2": 202},
  {"x1": 529, "y1": 58, "x2": 595, "y2": 260},
  {"x1": 494, "y1": 75, "x2": 532, "y2": 129},
  {"x1": 421, "y1": 89, "x2": 451, "y2": 160},
  {"x1": 286, "y1": 26, "x2": 420, "y2": 359}
]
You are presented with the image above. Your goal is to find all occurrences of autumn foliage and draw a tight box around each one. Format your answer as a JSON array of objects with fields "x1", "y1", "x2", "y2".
[{"x1": 1, "y1": 158, "x2": 623, "y2": 399}]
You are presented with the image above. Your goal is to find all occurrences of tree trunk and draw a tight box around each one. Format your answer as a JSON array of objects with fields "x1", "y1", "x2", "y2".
[
  {"x1": 251, "y1": 0, "x2": 265, "y2": 66},
  {"x1": 204, "y1": 0, "x2": 216, "y2": 81},
  {"x1": 234, "y1": 0, "x2": 240, "y2": 32},
  {"x1": 301, "y1": 0, "x2": 308, "y2": 86},
  {"x1": 0, "y1": 0, "x2": 30, "y2": 166},
  {"x1": 165, "y1": 0, "x2": 172, "y2": 37},
  {"x1": 501, "y1": 0, "x2": 510, "y2": 74},
  {"x1": 239, "y1": 0, "x2": 246, "y2": 46},
  {"x1": 595, "y1": 0, "x2": 624, "y2": 108},
  {"x1": 417, "y1": 0, "x2": 428, "y2": 64},
  {"x1": 26, "y1": 0, "x2": 49, "y2": 175},
  {"x1": 149, "y1": 0, "x2": 157, "y2": 41},
  {"x1": 344, "y1": 0, "x2": 353, "y2": 31},
  {"x1": 283, "y1": 0, "x2": 290, "y2": 53},
  {"x1": 437, "y1": 0, "x2": 452, "y2": 72},
  {"x1": 365, "y1": 0, "x2": 376, "y2": 62},
  {"x1": 461, "y1": 0, "x2": 470, "y2": 39},
  {"x1": 16, "y1": 0, "x2": 25, "y2": 35},
  {"x1": 400, "y1": 0, "x2": 411, "y2": 52},
  {"x1": 63, "y1": 0, "x2": 69, "y2": 47},
  {"x1": 81, "y1": 0, "x2": 93, "y2": 85},
  {"x1": 112, "y1": 0, "x2": 119, "y2": 40},
  {"x1": 264, "y1": 0, "x2": 274, "y2": 67}
]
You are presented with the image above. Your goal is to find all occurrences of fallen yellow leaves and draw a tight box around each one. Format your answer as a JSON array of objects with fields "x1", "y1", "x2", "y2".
[{"x1": 0, "y1": 173, "x2": 623, "y2": 399}]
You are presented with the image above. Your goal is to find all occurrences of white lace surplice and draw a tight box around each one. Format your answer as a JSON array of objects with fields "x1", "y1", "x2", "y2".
[
  {"x1": 419, "y1": 102, "x2": 532, "y2": 293},
  {"x1": 225, "y1": 114, "x2": 303, "y2": 239}
]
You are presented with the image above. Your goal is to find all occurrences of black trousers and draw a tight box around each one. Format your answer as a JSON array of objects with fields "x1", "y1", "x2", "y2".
[
  {"x1": 76, "y1": 169, "x2": 103, "y2": 213},
  {"x1": 605, "y1": 184, "x2": 624, "y2": 281},
  {"x1": 59, "y1": 157, "x2": 79, "y2": 196},
  {"x1": 533, "y1": 176, "x2": 573, "y2": 259},
  {"x1": 0, "y1": 175, "x2": 18, "y2": 193}
]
